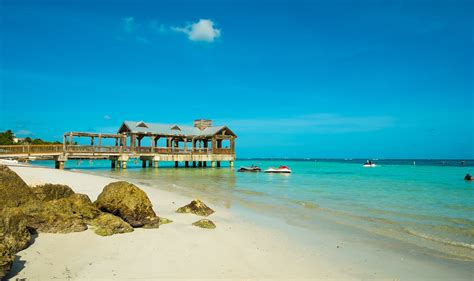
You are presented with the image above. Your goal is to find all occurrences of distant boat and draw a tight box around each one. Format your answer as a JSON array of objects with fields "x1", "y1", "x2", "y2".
[
  {"x1": 238, "y1": 166, "x2": 261, "y2": 172},
  {"x1": 264, "y1": 166, "x2": 292, "y2": 173},
  {"x1": 363, "y1": 163, "x2": 376, "y2": 168}
]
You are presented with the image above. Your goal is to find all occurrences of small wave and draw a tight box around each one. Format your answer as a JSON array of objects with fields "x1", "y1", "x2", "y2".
[
  {"x1": 234, "y1": 189, "x2": 265, "y2": 196},
  {"x1": 296, "y1": 201, "x2": 320, "y2": 209},
  {"x1": 403, "y1": 228, "x2": 474, "y2": 250}
]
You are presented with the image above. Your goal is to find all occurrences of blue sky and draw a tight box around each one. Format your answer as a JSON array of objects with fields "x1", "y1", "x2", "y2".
[{"x1": 0, "y1": 0, "x2": 472, "y2": 159}]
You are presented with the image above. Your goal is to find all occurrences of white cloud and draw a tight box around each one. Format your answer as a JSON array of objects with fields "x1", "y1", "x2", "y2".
[
  {"x1": 121, "y1": 17, "x2": 137, "y2": 34},
  {"x1": 172, "y1": 19, "x2": 221, "y2": 42},
  {"x1": 103, "y1": 115, "x2": 112, "y2": 120}
]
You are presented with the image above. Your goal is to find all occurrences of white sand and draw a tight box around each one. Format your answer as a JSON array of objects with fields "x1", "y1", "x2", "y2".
[
  {"x1": 6, "y1": 166, "x2": 353, "y2": 280},
  {"x1": 6, "y1": 166, "x2": 473, "y2": 280}
]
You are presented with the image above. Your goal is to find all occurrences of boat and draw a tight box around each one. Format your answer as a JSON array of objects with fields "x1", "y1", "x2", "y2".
[
  {"x1": 264, "y1": 166, "x2": 292, "y2": 173},
  {"x1": 238, "y1": 166, "x2": 262, "y2": 172},
  {"x1": 363, "y1": 163, "x2": 376, "y2": 167}
]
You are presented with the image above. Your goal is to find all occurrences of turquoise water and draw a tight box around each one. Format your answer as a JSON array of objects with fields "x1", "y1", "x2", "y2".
[{"x1": 34, "y1": 159, "x2": 474, "y2": 260}]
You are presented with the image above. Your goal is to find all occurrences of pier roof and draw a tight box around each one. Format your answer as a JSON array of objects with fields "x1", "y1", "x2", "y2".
[{"x1": 119, "y1": 121, "x2": 236, "y2": 138}]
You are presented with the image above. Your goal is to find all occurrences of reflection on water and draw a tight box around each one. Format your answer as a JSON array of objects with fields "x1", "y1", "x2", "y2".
[{"x1": 32, "y1": 159, "x2": 474, "y2": 261}]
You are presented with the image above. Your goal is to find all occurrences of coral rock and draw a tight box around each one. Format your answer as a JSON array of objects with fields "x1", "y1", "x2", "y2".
[
  {"x1": 31, "y1": 184, "x2": 75, "y2": 202},
  {"x1": 192, "y1": 219, "x2": 216, "y2": 229},
  {"x1": 90, "y1": 213, "x2": 134, "y2": 236},
  {"x1": 176, "y1": 200, "x2": 214, "y2": 216},
  {"x1": 95, "y1": 181, "x2": 158, "y2": 227}
]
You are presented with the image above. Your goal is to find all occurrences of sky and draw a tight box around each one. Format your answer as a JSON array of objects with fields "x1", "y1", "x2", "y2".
[{"x1": 0, "y1": 0, "x2": 472, "y2": 159}]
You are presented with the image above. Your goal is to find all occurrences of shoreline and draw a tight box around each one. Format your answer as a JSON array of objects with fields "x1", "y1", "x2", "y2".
[{"x1": 6, "y1": 165, "x2": 474, "y2": 280}]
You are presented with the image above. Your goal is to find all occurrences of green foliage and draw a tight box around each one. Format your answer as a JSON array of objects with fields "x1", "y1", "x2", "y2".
[
  {"x1": 0, "y1": 130, "x2": 59, "y2": 145},
  {"x1": 0, "y1": 130, "x2": 14, "y2": 145}
]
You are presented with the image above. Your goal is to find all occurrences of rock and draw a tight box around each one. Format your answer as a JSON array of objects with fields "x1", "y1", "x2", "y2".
[
  {"x1": 192, "y1": 219, "x2": 216, "y2": 229},
  {"x1": 90, "y1": 213, "x2": 133, "y2": 236},
  {"x1": 158, "y1": 217, "x2": 173, "y2": 225},
  {"x1": 0, "y1": 245, "x2": 15, "y2": 280},
  {"x1": 176, "y1": 200, "x2": 214, "y2": 216},
  {"x1": 31, "y1": 184, "x2": 75, "y2": 202},
  {"x1": 95, "y1": 181, "x2": 158, "y2": 227},
  {"x1": 0, "y1": 207, "x2": 31, "y2": 279},
  {"x1": 0, "y1": 165, "x2": 38, "y2": 208}
]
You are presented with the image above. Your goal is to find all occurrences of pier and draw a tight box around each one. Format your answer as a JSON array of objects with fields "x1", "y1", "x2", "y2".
[{"x1": 0, "y1": 120, "x2": 237, "y2": 169}]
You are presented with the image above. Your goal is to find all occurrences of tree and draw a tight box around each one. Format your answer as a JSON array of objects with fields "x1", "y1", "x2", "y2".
[{"x1": 0, "y1": 130, "x2": 14, "y2": 145}]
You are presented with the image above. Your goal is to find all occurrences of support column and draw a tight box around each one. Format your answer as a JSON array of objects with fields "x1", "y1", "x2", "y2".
[
  {"x1": 98, "y1": 134, "x2": 102, "y2": 147},
  {"x1": 111, "y1": 160, "x2": 116, "y2": 169},
  {"x1": 185, "y1": 161, "x2": 189, "y2": 167},
  {"x1": 142, "y1": 160, "x2": 147, "y2": 168},
  {"x1": 148, "y1": 160, "x2": 153, "y2": 168},
  {"x1": 198, "y1": 161, "x2": 203, "y2": 167},
  {"x1": 230, "y1": 161, "x2": 234, "y2": 168},
  {"x1": 90, "y1": 137, "x2": 94, "y2": 146},
  {"x1": 193, "y1": 161, "x2": 196, "y2": 168},
  {"x1": 203, "y1": 161, "x2": 207, "y2": 167},
  {"x1": 121, "y1": 161, "x2": 127, "y2": 169},
  {"x1": 211, "y1": 161, "x2": 216, "y2": 168},
  {"x1": 175, "y1": 161, "x2": 179, "y2": 168},
  {"x1": 154, "y1": 160, "x2": 159, "y2": 168},
  {"x1": 217, "y1": 161, "x2": 221, "y2": 167}
]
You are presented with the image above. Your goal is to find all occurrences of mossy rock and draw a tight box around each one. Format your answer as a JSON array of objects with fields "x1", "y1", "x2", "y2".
[
  {"x1": 158, "y1": 217, "x2": 173, "y2": 225},
  {"x1": 95, "y1": 181, "x2": 158, "y2": 227},
  {"x1": 0, "y1": 165, "x2": 38, "y2": 208},
  {"x1": 31, "y1": 183, "x2": 75, "y2": 202},
  {"x1": 192, "y1": 219, "x2": 216, "y2": 229},
  {"x1": 20, "y1": 194, "x2": 100, "y2": 234},
  {"x1": 0, "y1": 207, "x2": 32, "y2": 279},
  {"x1": 0, "y1": 244, "x2": 15, "y2": 280},
  {"x1": 176, "y1": 200, "x2": 214, "y2": 217},
  {"x1": 90, "y1": 213, "x2": 134, "y2": 236}
]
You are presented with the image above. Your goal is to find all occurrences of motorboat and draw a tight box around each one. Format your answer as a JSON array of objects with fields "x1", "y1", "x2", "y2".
[
  {"x1": 363, "y1": 163, "x2": 376, "y2": 167},
  {"x1": 238, "y1": 166, "x2": 262, "y2": 172},
  {"x1": 264, "y1": 166, "x2": 292, "y2": 173}
]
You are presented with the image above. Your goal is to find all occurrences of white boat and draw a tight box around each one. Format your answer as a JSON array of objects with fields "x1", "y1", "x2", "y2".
[
  {"x1": 264, "y1": 166, "x2": 292, "y2": 173},
  {"x1": 0, "y1": 159, "x2": 20, "y2": 165},
  {"x1": 363, "y1": 163, "x2": 376, "y2": 167}
]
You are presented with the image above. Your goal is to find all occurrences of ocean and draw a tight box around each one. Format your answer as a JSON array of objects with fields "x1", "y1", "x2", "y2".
[{"x1": 33, "y1": 158, "x2": 474, "y2": 261}]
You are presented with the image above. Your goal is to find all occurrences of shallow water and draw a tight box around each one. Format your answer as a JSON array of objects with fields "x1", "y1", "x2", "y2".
[{"x1": 34, "y1": 159, "x2": 474, "y2": 261}]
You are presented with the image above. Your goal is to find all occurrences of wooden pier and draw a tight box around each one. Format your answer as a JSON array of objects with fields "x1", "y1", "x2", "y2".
[{"x1": 0, "y1": 120, "x2": 236, "y2": 169}]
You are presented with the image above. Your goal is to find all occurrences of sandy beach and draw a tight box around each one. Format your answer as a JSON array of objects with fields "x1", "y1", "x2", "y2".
[{"x1": 4, "y1": 165, "x2": 473, "y2": 280}]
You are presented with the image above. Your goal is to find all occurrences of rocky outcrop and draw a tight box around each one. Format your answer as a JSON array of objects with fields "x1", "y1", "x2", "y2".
[
  {"x1": 176, "y1": 200, "x2": 214, "y2": 217},
  {"x1": 95, "y1": 181, "x2": 158, "y2": 227},
  {"x1": 0, "y1": 165, "x2": 37, "y2": 208},
  {"x1": 192, "y1": 219, "x2": 216, "y2": 229},
  {"x1": 90, "y1": 213, "x2": 134, "y2": 236},
  {"x1": 0, "y1": 208, "x2": 31, "y2": 279},
  {"x1": 32, "y1": 184, "x2": 75, "y2": 202}
]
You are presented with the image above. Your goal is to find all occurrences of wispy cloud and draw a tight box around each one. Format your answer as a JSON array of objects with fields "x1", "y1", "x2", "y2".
[
  {"x1": 103, "y1": 115, "x2": 112, "y2": 120},
  {"x1": 172, "y1": 19, "x2": 221, "y2": 42},
  {"x1": 121, "y1": 17, "x2": 137, "y2": 34},
  {"x1": 15, "y1": 129, "x2": 33, "y2": 136},
  {"x1": 221, "y1": 114, "x2": 394, "y2": 134}
]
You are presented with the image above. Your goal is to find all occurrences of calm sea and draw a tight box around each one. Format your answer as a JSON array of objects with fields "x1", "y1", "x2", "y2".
[{"x1": 33, "y1": 158, "x2": 474, "y2": 261}]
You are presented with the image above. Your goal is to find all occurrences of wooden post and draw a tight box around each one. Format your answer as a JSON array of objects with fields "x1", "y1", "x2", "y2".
[
  {"x1": 198, "y1": 161, "x2": 203, "y2": 167},
  {"x1": 211, "y1": 161, "x2": 216, "y2": 167},
  {"x1": 154, "y1": 160, "x2": 159, "y2": 168},
  {"x1": 183, "y1": 138, "x2": 187, "y2": 152},
  {"x1": 193, "y1": 161, "x2": 196, "y2": 167},
  {"x1": 175, "y1": 161, "x2": 179, "y2": 168},
  {"x1": 98, "y1": 134, "x2": 102, "y2": 147},
  {"x1": 203, "y1": 161, "x2": 207, "y2": 167},
  {"x1": 121, "y1": 161, "x2": 127, "y2": 169},
  {"x1": 230, "y1": 161, "x2": 234, "y2": 168},
  {"x1": 142, "y1": 160, "x2": 146, "y2": 168},
  {"x1": 230, "y1": 136, "x2": 235, "y2": 153},
  {"x1": 185, "y1": 161, "x2": 189, "y2": 167},
  {"x1": 69, "y1": 132, "x2": 73, "y2": 145},
  {"x1": 115, "y1": 138, "x2": 119, "y2": 146},
  {"x1": 148, "y1": 160, "x2": 153, "y2": 168},
  {"x1": 111, "y1": 160, "x2": 116, "y2": 169},
  {"x1": 90, "y1": 137, "x2": 94, "y2": 146},
  {"x1": 217, "y1": 161, "x2": 221, "y2": 167}
]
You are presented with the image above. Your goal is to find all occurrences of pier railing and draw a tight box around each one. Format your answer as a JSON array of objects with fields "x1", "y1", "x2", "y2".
[{"x1": 0, "y1": 145, "x2": 233, "y2": 157}]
